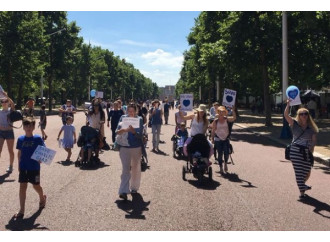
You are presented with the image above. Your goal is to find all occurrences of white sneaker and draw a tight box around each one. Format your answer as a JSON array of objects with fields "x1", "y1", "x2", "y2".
[{"x1": 6, "y1": 166, "x2": 13, "y2": 173}]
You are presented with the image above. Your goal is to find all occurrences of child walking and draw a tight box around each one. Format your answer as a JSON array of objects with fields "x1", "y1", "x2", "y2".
[
  {"x1": 57, "y1": 116, "x2": 76, "y2": 162},
  {"x1": 14, "y1": 117, "x2": 47, "y2": 219},
  {"x1": 39, "y1": 104, "x2": 48, "y2": 140}
]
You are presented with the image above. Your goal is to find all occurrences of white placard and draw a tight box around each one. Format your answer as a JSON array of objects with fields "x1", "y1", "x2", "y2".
[
  {"x1": 286, "y1": 86, "x2": 302, "y2": 106},
  {"x1": 0, "y1": 85, "x2": 5, "y2": 99},
  {"x1": 180, "y1": 94, "x2": 193, "y2": 111},
  {"x1": 31, "y1": 145, "x2": 56, "y2": 165},
  {"x1": 222, "y1": 88, "x2": 237, "y2": 108},
  {"x1": 96, "y1": 91, "x2": 103, "y2": 98},
  {"x1": 121, "y1": 117, "x2": 140, "y2": 129}
]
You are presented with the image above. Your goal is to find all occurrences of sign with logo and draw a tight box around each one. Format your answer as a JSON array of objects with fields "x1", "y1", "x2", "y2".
[
  {"x1": 121, "y1": 117, "x2": 140, "y2": 129},
  {"x1": 222, "y1": 88, "x2": 236, "y2": 108},
  {"x1": 180, "y1": 94, "x2": 193, "y2": 111},
  {"x1": 31, "y1": 145, "x2": 56, "y2": 166},
  {"x1": 286, "y1": 85, "x2": 301, "y2": 106}
]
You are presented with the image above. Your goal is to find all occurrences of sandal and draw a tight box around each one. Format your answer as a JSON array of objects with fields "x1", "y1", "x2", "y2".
[
  {"x1": 13, "y1": 212, "x2": 24, "y2": 220},
  {"x1": 39, "y1": 195, "x2": 47, "y2": 209}
]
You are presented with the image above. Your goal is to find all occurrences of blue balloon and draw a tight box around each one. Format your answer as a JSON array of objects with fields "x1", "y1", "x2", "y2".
[
  {"x1": 90, "y1": 89, "x2": 96, "y2": 97},
  {"x1": 286, "y1": 85, "x2": 299, "y2": 100}
]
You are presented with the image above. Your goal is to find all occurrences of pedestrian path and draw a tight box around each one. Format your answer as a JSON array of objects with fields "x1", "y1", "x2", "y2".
[{"x1": 235, "y1": 108, "x2": 330, "y2": 167}]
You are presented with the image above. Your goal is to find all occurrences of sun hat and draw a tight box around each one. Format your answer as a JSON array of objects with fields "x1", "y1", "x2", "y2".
[{"x1": 196, "y1": 104, "x2": 207, "y2": 112}]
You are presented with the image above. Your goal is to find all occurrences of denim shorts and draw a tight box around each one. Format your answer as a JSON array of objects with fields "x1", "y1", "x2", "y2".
[{"x1": 0, "y1": 129, "x2": 14, "y2": 140}]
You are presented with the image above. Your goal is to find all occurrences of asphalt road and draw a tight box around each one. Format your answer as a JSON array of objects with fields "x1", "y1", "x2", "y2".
[{"x1": 0, "y1": 109, "x2": 329, "y2": 231}]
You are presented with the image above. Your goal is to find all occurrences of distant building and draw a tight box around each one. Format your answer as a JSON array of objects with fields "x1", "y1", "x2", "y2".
[{"x1": 159, "y1": 85, "x2": 175, "y2": 102}]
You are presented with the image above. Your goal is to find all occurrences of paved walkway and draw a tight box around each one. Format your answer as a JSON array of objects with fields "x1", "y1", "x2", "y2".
[{"x1": 235, "y1": 108, "x2": 330, "y2": 167}]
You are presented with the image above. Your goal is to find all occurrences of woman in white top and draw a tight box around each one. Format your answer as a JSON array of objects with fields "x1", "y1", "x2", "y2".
[
  {"x1": 180, "y1": 104, "x2": 209, "y2": 137},
  {"x1": 0, "y1": 91, "x2": 16, "y2": 173},
  {"x1": 211, "y1": 106, "x2": 236, "y2": 174}
]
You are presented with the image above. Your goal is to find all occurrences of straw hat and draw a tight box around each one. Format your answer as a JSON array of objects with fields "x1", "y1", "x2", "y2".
[{"x1": 196, "y1": 104, "x2": 207, "y2": 112}]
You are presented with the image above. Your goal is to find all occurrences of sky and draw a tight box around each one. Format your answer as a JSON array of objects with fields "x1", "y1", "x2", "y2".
[{"x1": 67, "y1": 11, "x2": 200, "y2": 88}]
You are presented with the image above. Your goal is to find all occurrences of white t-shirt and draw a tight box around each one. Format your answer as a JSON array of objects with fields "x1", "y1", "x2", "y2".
[
  {"x1": 175, "y1": 111, "x2": 187, "y2": 125},
  {"x1": 214, "y1": 120, "x2": 229, "y2": 141},
  {"x1": 190, "y1": 117, "x2": 205, "y2": 136},
  {"x1": 88, "y1": 113, "x2": 101, "y2": 130}
]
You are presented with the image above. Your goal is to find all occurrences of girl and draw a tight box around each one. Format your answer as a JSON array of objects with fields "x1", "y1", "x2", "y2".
[
  {"x1": 0, "y1": 91, "x2": 16, "y2": 173},
  {"x1": 57, "y1": 116, "x2": 76, "y2": 162},
  {"x1": 284, "y1": 100, "x2": 318, "y2": 200}
]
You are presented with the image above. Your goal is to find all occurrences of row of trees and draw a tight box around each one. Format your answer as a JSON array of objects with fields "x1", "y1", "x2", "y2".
[
  {"x1": 176, "y1": 11, "x2": 330, "y2": 126},
  {"x1": 0, "y1": 11, "x2": 159, "y2": 111}
]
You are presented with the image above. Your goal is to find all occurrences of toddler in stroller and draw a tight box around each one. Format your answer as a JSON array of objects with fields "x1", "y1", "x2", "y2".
[
  {"x1": 171, "y1": 122, "x2": 188, "y2": 159},
  {"x1": 76, "y1": 125, "x2": 100, "y2": 167},
  {"x1": 182, "y1": 134, "x2": 213, "y2": 183}
]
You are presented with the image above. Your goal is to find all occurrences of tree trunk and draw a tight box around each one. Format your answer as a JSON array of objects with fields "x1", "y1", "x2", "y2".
[{"x1": 260, "y1": 45, "x2": 272, "y2": 126}]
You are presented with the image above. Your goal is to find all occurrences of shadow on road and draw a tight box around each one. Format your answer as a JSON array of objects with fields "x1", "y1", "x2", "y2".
[
  {"x1": 79, "y1": 161, "x2": 110, "y2": 171},
  {"x1": 187, "y1": 179, "x2": 221, "y2": 190},
  {"x1": 56, "y1": 160, "x2": 75, "y2": 166},
  {"x1": 313, "y1": 164, "x2": 330, "y2": 175},
  {"x1": 231, "y1": 128, "x2": 285, "y2": 149},
  {"x1": 219, "y1": 172, "x2": 257, "y2": 188},
  {"x1": 299, "y1": 195, "x2": 330, "y2": 219},
  {"x1": 5, "y1": 208, "x2": 49, "y2": 231},
  {"x1": 115, "y1": 193, "x2": 150, "y2": 220},
  {"x1": 0, "y1": 173, "x2": 15, "y2": 184}
]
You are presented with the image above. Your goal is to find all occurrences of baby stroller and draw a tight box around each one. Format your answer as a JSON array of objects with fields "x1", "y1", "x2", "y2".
[
  {"x1": 182, "y1": 134, "x2": 212, "y2": 184},
  {"x1": 76, "y1": 126, "x2": 100, "y2": 168},
  {"x1": 171, "y1": 135, "x2": 186, "y2": 159}
]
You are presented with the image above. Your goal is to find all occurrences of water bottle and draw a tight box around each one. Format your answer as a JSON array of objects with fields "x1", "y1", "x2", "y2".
[{"x1": 58, "y1": 139, "x2": 63, "y2": 148}]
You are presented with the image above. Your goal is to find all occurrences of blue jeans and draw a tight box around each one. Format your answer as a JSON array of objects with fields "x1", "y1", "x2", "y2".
[
  {"x1": 152, "y1": 124, "x2": 162, "y2": 149},
  {"x1": 215, "y1": 139, "x2": 229, "y2": 166}
]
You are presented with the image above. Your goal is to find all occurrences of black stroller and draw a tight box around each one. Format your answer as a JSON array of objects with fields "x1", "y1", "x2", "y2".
[
  {"x1": 76, "y1": 126, "x2": 100, "y2": 168},
  {"x1": 182, "y1": 134, "x2": 212, "y2": 184}
]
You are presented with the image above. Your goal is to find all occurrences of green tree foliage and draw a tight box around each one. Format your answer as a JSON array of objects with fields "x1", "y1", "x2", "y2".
[
  {"x1": 177, "y1": 11, "x2": 330, "y2": 126},
  {"x1": 0, "y1": 11, "x2": 158, "y2": 110}
]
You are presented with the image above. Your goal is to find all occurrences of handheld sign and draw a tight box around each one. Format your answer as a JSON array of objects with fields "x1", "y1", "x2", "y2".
[
  {"x1": 90, "y1": 89, "x2": 96, "y2": 98},
  {"x1": 222, "y1": 88, "x2": 236, "y2": 108},
  {"x1": 0, "y1": 85, "x2": 5, "y2": 99},
  {"x1": 31, "y1": 145, "x2": 56, "y2": 166},
  {"x1": 121, "y1": 117, "x2": 140, "y2": 129},
  {"x1": 286, "y1": 85, "x2": 301, "y2": 106},
  {"x1": 96, "y1": 91, "x2": 103, "y2": 98},
  {"x1": 180, "y1": 94, "x2": 193, "y2": 111}
]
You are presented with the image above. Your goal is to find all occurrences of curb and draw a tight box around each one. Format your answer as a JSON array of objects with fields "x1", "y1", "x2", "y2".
[{"x1": 234, "y1": 123, "x2": 330, "y2": 167}]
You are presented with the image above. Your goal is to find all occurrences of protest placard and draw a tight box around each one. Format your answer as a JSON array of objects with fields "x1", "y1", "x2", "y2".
[
  {"x1": 0, "y1": 85, "x2": 5, "y2": 99},
  {"x1": 31, "y1": 145, "x2": 56, "y2": 166},
  {"x1": 121, "y1": 117, "x2": 140, "y2": 129},
  {"x1": 96, "y1": 91, "x2": 103, "y2": 98},
  {"x1": 222, "y1": 88, "x2": 237, "y2": 108},
  {"x1": 180, "y1": 94, "x2": 193, "y2": 111},
  {"x1": 286, "y1": 85, "x2": 301, "y2": 106}
]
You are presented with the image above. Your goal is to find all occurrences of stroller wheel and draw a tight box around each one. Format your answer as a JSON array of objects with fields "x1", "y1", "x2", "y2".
[
  {"x1": 182, "y1": 166, "x2": 186, "y2": 181},
  {"x1": 197, "y1": 171, "x2": 203, "y2": 185}
]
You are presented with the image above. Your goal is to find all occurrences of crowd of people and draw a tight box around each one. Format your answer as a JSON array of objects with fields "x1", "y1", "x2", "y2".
[{"x1": 0, "y1": 89, "x2": 320, "y2": 218}]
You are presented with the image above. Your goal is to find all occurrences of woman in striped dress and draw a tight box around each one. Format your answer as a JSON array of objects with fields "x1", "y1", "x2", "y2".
[{"x1": 284, "y1": 100, "x2": 319, "y2": 199}]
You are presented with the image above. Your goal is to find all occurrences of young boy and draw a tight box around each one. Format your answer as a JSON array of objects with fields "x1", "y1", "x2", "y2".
[
  {"x1": 39, "y1": 104, "x2": 48, "y2": 140},
  {"x1": 176, "y1": 122, "x2": 188, "y2": 141},
  {"x1": 14, "y1": 117, "x2": 46, "y2": 219}
]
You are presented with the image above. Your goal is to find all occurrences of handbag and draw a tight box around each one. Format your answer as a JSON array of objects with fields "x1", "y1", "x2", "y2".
[
  {"x1": 7, "y1": 110, "x2": 23, "y2": 128},
  {"x1": 285, "y1": 128, "x2": 305, "y2": 160}
]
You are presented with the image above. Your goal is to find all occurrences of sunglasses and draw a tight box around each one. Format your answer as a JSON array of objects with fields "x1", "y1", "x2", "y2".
[
  {"x1": 299, "y1": 112, "x2": 309, "y2": 116},
  {"x1": 1, "y1": 100, "x2": 8, "y2": 103}
]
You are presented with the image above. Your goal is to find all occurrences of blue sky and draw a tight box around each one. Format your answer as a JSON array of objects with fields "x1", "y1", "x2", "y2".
[{"x1": 67, "y1": 11, "x2": 200, "y2": 87}]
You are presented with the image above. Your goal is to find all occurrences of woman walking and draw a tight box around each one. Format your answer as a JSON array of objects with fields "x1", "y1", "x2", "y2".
[
  {"x1": 149, "y1": 99, "x2": 163, "y2": 153},
  {"x1": 284, "y1": 100, "x2": 318, "y2": 200},
  {"x1": 211, "y1": 106, "x2": 236, "y2": 174},
  {"x1": 0, "y1": 91, "x2": 16, "y2": 173},
  {"x1": 116, "y1": 103, "x2": 144, "y2": 200}
]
